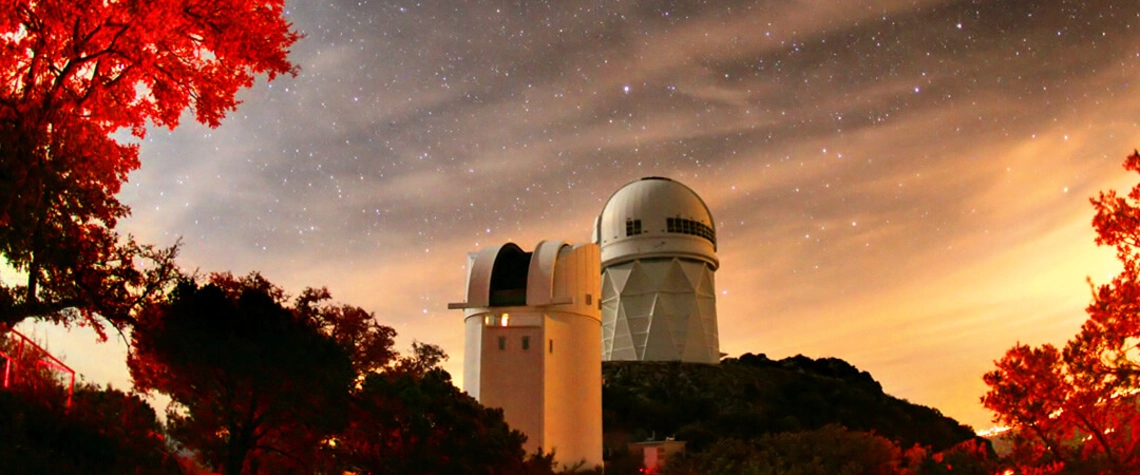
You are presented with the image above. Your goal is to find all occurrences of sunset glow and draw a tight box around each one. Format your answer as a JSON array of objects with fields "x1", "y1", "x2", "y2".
[{"x1": 26, "y1": 1, "x2": 1140, "y2": 433}]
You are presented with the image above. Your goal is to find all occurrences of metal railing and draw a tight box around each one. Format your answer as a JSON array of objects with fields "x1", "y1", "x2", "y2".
[{"x1": 0, "y1": 329, "x2": 76, "y2": 407}]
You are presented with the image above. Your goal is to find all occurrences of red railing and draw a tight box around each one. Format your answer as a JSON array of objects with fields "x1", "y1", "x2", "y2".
[{"x1": 0, "y1": 329, "x2": 75, "y2": 407}]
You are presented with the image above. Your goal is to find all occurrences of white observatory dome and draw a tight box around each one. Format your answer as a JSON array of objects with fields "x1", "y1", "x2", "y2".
[{"x1": 593, "y1": 177, "x2": 718, "y2": 269}]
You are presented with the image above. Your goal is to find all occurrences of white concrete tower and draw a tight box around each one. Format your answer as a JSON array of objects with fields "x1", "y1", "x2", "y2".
[
  {"x1": 592, "y1": 177, "x2": 721, "y2": 364},
  {"x1": 449, "y1": 241, "x2": 603, "y2": 470}
]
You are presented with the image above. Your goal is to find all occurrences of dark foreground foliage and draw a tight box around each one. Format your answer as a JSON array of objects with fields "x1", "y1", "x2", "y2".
[
  {"x1": 0, "y1": 385, "x2": 181, "y2": 474},
  {"x1": 128, "y1": 272, "x2": 536, "y2": 474},
  {"x1": 662, "y1": 425, "x2": 997, "y2": 475}
]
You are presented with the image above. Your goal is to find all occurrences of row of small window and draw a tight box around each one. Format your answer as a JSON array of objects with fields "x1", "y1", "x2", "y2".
[
  {"x1": 666, "y1": 217, "x2": 716, "y2": 244},
  {"x1": 624, "y1": 217, "x2": 716, "y2": 244},
  {"x1": 498, "y1": 335, "x2": 553, "y2": 353}
]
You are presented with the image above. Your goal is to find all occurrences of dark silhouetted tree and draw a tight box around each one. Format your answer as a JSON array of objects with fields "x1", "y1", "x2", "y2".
[
  {"x1": 983, "y1": 150, "x2": 1140, "y2": 473},
  {"x1": 0, "y1": 336, "x2": 179, "y2": 475},
  {"x1": 129, "y1": 273, "x2": 355, "y2": 475},
  {"x1": 331, "y1": 343, "x2": 529, "y2": 474},
  {"x1": 129, "y1": 272, "x2": 533, "y2": 474},
  {"x1": 662, "y1": 425, "x2": 914, "y2": 475},
  {"x1": 0, "y1": 0, "x2": 299, "y2": 335}
]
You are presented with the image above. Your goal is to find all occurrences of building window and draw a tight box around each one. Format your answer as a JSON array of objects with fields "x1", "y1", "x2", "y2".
[
  {"x1": 522, "y1": 336, "x2": 530, "y2": 350},
  {"x1": 548, "y1": 339, "x2": 554, "y2": 354},
  {"x1": 585, "y1": 293, "x2": 592, "y2": 305},
  {"x1": 666, "y1": 216, "x2": 716, "y2": 246},
  {"x1": 498, "y1": 336, "x2": 506, "y2": 350},
  {"x1": 625, "y1": 218, "x2": 643, "y2": 236},
  {"x1": 484, "y1": 313, "x2": 510, "y2": 327}
]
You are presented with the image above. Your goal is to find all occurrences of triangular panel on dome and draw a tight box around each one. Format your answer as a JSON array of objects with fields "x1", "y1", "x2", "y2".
[
  {"x1": 624, "y1": 301, "x2": 652, "y2": 358},
  {"x1": 604, "y1": 264, "x2": 633, "y2": 296},
  {"x1": 695, "y1": 267, "x2": 716, "y2": 298},
  {"x1": 677, "y1": 259, "x2": 706, "y2": 289},
  {"x1": 657, "y1": 292, "x2": 696, "y2": 316},
  {"x1": 697, "y1": 297, "x2": 719, "y2": 342},
  {"x1": 637, "y1": 259, "x2": 674, "y2": 288},
  {"x1": 601, "y1": 309, "x2": 617, "y2": 344},
  {"x1": 643, "y1": 305, "x2": 680, "y2": 360},
  {"x1": 681, "y1": 308, "x2": 712, "y2": 362},
  {"x1": 627, "y1": 316, "x2": 651, "y2": 359},
  {"x1": 620, "y1": 261, "x2": 654, "y2": 296},
  {"x1": 664, "y1": 293, "x2": 696, "y2": 340},
  {"x1": 602, "y1": 295, "x2": 620, "y2": 314},
  {"x1": 696, "y1": 296, "x2": 717, "y2": 323},
  {"x1": 621, "y1": 290, "x2": 656, "y2": 321},
  {"x1": 609, "y1": 306, "x2": 637, "y2": 360},
  {"x1": 659, "y1": 259, "x2": 697, "y2": 293},
  {"x1": 664, "y1": 312, "x2": 690, "y2": 358}
]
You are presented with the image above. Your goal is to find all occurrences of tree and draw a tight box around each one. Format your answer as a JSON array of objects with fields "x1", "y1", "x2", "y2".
[
  {"x1": 331, "y1": 344, "x2": 530, "y2": 475},
  {"x1": 0, "y1": 334, "x2": 180, "y2": 475},
  {"x1": 129, "y1": 273, "x2": 356, "y2": 475},
  {"x1": 982, "y1": 150, "x2": 1140, "y2": 473},
  {"x1": 294, "y1": 286, "x2": 399, "y2": 377},
  {"x1": 662, "y1": 425, "x2": 916, "y2": 475},
  {"x1": 131, "y1": 271, "x2": 538, "y2": 474},
  {"x1": 0, "y1": 0, "x2": 299, "y2": 334}
]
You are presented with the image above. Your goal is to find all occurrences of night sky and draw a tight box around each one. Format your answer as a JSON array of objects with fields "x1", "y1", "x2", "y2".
[{"x1": 21, "y1": 1, "x2": 1140, "y2": 431}]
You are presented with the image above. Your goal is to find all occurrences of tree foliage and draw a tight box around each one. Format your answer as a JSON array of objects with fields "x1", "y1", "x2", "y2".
[
  {"x1": 982, "y1": 150, "x2": 1140, "y2": 473},
  {"x1": 660, "y1": 426, "x2": 996, "y2": 475},
  {"x1": 130, "y1": 272, "x2": 533, "y2": 474},
  {"x1": 662, "y1": 425, "x2": 914, "y2": 475},
  {"x1": 129, "y1": 272, "x2": 356, "y2": 475},
  {"x1": 0, "y1": 340, "x2": 179, "y2": 475},
  {"x1": 332, "y1": 363, "x2": 529, "y2": 474},
  {"x1": 0, "y1": 0, "x2": 299, "y2": 333}
]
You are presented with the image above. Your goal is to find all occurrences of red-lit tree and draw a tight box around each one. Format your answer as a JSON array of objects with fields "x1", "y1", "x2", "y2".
[
  {"x1": 983, "y1": 151, "x2": 1140, "y2": 473},
  {"x1": 0, "y1": 0, "x2": 299, "y2": 335}
]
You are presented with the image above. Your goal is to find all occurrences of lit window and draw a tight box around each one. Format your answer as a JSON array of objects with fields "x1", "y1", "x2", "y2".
[{"x1": 484, "y1": 313, "x2": 510, "y2": 327}]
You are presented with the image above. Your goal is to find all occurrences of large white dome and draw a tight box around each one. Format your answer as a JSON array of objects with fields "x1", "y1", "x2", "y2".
[{"x1": 592, "y1": 177, "x2": 718, "y2": 269}]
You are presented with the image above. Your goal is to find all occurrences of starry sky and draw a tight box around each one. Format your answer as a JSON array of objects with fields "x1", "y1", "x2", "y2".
[{"x1": 20, "y1": 0, "x2": 1140, "y2": 432}]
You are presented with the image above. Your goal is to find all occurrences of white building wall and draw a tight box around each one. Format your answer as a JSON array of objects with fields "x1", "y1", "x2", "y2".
[
  {"x1": 594, "y1": 177, "x2": 722, "y2": 365},
  {"x1": 480, "y1": 320, "x2": 544, "y2": 451},
  {"x1": 541, "y1": 244, "x2": 602, "y2": 469},
  {"x1": 454, "y1": 241, "x2": 602, "y2": 471},
  {"x1": 601, "y1": 257, "x2": 720, "y2": 363}
]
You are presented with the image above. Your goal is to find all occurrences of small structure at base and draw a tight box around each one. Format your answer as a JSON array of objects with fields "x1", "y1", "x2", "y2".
[
  {"x1": 449, "y1": 240, "x2": 603, "y2": 470},
  {"x1": 629, "y1": 439, "x2": 687, "y2": 473}
]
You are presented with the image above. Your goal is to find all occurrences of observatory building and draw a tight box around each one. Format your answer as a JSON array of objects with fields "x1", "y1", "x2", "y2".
[
  {"x1": 592, "y1": 177, "x2": 721, "y2": 364},
  {"x1": 449, "y1": 241, "x2": 603, "y2": 469}
]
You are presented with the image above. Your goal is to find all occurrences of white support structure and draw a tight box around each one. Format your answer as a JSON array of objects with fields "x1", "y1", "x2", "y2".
[
  {"x1": 450, "y1": 240, "x2": 603, "y2": 470},
  {"x1": 593, "y1": 177, "x2": 722, "y2": 364}
]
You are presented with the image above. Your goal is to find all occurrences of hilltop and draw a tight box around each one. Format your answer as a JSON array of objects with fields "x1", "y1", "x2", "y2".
[{"x1": 602, "y1": 353, "x2": 979, "y2": 456}]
